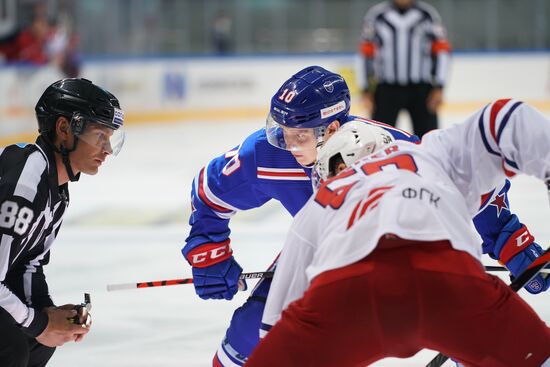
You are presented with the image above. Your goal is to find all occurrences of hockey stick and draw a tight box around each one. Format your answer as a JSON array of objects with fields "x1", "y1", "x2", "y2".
[
  {"x1": 484, "y1": 265, "x2": 550, "y2": 274},
  {"x1": 425, "y1": 248, "x2": 550, "y2": 367},
  {"x1": 106, "y1": 271, "x2": 274, "y2": 292},
  {"x1": 105, "y1": 265, "x2": 546, "y2": 292}
]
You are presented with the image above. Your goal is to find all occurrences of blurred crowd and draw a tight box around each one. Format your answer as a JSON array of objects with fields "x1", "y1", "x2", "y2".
[{"x1": 0, "y1": 1, "x2": 80, "y2": 77}]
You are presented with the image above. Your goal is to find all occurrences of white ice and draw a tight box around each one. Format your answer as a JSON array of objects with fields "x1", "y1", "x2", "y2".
[{"x1": 45, "y1": 113, "x2": 550, "y2": 367}]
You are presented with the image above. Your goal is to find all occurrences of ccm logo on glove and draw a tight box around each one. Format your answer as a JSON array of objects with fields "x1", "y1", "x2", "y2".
[
  {"x1": 515, "y1": 230, "x2": 532, "y2": 248},
  {"x1": 187, "y1": 240, "x2": 233, "y2": 267},
  {"x1": 500, "y1": 225, "x2": 535, "y2": 264}
]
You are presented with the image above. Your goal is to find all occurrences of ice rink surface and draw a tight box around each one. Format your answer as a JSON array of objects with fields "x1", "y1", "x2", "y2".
[{"x1": 44, "y1": 111, "x2": 550, "y2": 367}]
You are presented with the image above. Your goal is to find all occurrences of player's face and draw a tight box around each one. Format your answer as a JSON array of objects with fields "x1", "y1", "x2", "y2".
[
  {"x1": 333, "y1": 162, "x2": 348, "y2": 176},
  {"x1": 282, "y1": 127, "x2": 318, "y2": 165},
  {"x1": 282, "y1": 127, "x2": 317, "y2": 152},
  {"x1": 71, "y1": 123, "x2": 115, "y2": 175},
  {"x1": 291, "y1": 147, "x2": 317, "y2": 166},
  {"x1": 287, "y1": 120, "x2": 342, "y2": 167}
]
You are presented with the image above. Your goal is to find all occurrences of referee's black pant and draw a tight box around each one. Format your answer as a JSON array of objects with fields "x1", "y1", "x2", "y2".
[
  {"x1": 372, "y1": 83, "x2": 438, "y2": 138},
  {"x1": 0, "y1": 308, "x2": 55, "y2": 367}
]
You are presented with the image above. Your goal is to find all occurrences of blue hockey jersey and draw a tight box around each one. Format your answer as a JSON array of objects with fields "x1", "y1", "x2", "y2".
[{"x1": 183, "y1": 116, "x2": 418, "y2": 254}]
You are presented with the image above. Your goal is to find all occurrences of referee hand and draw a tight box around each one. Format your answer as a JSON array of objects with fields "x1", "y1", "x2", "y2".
[
  {"x1": 427, "y1": 87, "x2": 443, "y2": 113},
  {"x1": 36, "y1": 306, "x2": 90, "y2": 347}
]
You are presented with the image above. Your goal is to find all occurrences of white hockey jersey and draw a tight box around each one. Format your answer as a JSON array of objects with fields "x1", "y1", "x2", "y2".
[
  {"x1": 422, "y1": 99, "x2": 550, "y2": 216},
  {"x1": 260, "y1": 100, "x2": 550, "y2": 335}
]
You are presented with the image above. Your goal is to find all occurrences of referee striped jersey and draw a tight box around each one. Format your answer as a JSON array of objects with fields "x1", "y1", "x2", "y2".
[
  {"x1": 0, "y1": 136, "x2": 68, "y2": 337},
  {"x1": 358, "y1": 1, "x2": 451, "y2": 89}
]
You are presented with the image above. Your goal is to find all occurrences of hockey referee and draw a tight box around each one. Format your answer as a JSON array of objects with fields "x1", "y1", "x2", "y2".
[
  {"x1": 0, "y1": 78, "x2": 125, "y2": 367},
  {"x1": 358, "y1": 0, "x2": 451, "y2": 137}
]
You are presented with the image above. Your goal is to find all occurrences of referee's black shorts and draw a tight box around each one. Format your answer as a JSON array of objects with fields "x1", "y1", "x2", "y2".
[{"x1": 373, "y1": 83, "x2": 438, "y2": 138}]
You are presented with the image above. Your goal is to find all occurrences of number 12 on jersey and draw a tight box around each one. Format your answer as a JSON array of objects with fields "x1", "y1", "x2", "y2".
[{"x1": 314, "y1": 153, "x2": 418, "y2": 209}]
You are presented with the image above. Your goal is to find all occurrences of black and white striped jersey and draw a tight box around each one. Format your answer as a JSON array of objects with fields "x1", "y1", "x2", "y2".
[
  {"x1": 358, "y1": 1, "x2": 451, "y2": 90},
  {"x1": 0, "y1": 136, "x2": 69, "y2": 337}
]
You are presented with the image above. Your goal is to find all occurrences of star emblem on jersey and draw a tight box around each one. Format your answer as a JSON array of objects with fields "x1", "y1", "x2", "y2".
[{"x1": 489, "y1": 193, "x2": 509, "y2": 217}]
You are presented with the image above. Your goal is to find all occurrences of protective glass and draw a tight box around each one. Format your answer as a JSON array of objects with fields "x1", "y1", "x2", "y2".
[
  {"x1": 265, "y1": 113, "x2": 325, "y2": 152},
  {"x1": 71, "y1": 114, "x2": 125, "y2": 156}
]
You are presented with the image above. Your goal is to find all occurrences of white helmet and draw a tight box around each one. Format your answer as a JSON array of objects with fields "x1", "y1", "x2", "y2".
[{"x1": 312, "y1": 121, "x2": 394, "y2": 188}]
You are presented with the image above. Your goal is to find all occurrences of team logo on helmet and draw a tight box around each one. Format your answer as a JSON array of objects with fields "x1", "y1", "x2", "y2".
[
  {"x1": 113, "y1": 108, "x2": 124, "y2": 127},
  {"x1": 323, "y1": 80, "x2": 335, "y2": 93}
]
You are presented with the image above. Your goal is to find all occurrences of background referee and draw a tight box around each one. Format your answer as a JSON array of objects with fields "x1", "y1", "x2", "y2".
[{"x1": 358, "y1": 0, "x2": 451, "y2": 137}]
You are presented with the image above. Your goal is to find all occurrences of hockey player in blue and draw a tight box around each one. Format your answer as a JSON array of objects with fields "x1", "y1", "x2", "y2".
[
  {"x1": 182, "y1": 66, "x2": 549, "y2": 366},
  {"x1": 182, "y1": 66, "x2": 418, "y2": 366}
]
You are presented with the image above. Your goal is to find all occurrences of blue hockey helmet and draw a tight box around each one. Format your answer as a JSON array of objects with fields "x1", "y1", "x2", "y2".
[{"x1": 266, "y1": 66, "x2": 351, "y2": 152}]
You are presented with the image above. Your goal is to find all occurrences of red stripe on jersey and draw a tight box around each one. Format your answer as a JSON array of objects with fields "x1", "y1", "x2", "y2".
[
  {"x1": 489, "y1": 99, "x2": 511, "y2": 142},
  {"x1": 502, "y1": 161, "x2": 517, "y2": 178},
  {"x1": 369, "y1": 186, "x2": 394, "y2": 196},
  {"x1": 348, "y1": 186, "x2": 393, "y2": 229},
  {"x1": 360, "y1": 41, "x2": 377, "y2": 57},
  {"x1": 431, "y1": 39, "x2": 451, "y2": 54},
  {"x1": 257, "y1": 169, "x2": 308, "y2": 178},
  {"x1": 213, "y1": 355, "x2": 224, "y2": 367},
  {"x1": 347, "y1": 201, "x2": 362, "y2": 229},
  {"x1": 197, "y1": 168, "x2": 233, "y2": 213},
  {"x1": 359, "y1": 191, "x2": 387, "y2": 217}
]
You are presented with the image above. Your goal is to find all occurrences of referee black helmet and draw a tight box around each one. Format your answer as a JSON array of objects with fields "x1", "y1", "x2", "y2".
[{"x1": 35, "y1": 78, "x2": 123, "y2": 136}]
